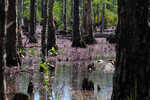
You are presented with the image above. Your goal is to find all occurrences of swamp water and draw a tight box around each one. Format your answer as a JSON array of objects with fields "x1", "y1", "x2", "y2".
[{"x1": 5, "y1": 38, "x2": 115, "y2": 100}]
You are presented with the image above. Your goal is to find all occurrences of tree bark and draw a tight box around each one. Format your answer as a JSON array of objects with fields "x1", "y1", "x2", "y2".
[
  {"x1": 97, "y1": 3, "x2": 99, "y2": 25},
  {"x1": 93, "y1": 9, "x2": 96, "y2": 30},
  {"x1": 41, "y1": 0, "x2": 45, "y2": 19},
  {"x1": 0, "y1": 0, "x2": 7, "y2": 99},
  {"x1": 111, "y1": 0, "x2": 150, "y2": 100},
  {"x1": 71, "y1": 0, "x2": 74, "y2": 24},
  {"x1": 41, "y1": 0, "x2": 48, "y2": 62},
  {"x1": 101, "y1": 3, "x2": 105, "y2": 32},
  {"x1": 29, "y1": 0, "x2": 37, "y2": 43},
  {"x1": 18, "y1": 0, "x2": 24, "y2": 25},
  {"x1": 17, "y1": 0, "x2": 23, "y2": 50},
  {"x1": 47, "y1": 0, "x2": 56, "y2": 51},
  {"x1": 6, "y1": 0, "x2": 18, "y2": 66},
  {"x1": 63, "y1": 0, "x2": 67, "y2": 32},
  {"x1": 82, "y1": 0, "x2": 94, "y2": 44},
  {"x1": 72, "y1": 0, "x2": 86, "y2": 47}
]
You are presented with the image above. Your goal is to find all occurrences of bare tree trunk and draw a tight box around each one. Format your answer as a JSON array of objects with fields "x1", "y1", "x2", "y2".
[
  {"x1": 93, "y1": 10, "x2": 96, "y2": 29},
  {"x1": 6, "y1": 0, "x2": 18, "y2": 66},
  {"x1": 97, "y1": 3, "x2": 99, "y2": 25},
  {"x1": 41, "y1": 0, "x2": 48, "y2": 62},
  {"x1": 41, "y1": 0, "x2": 45, "y2": 19},
  {"x1": 101, "y1": 3, "x2": 105, "y2": 32},
  {"x1": 70, "y1": 0, "x2": 73, "y2": 25},
  {"x1": 47, "y1": 0, "x2": 56, "y2": 51},
  {"x1": 111, "y1": 0, "x2": 150, "y2": 100},
  {"x1": 17, "y1": 26, "x2": 23, "y2": 52},
  {"x1": 72, "y1": 0, "x2": 86, "y2": 48},
  {"x1": 18, "y1": 0, "x2": 24, "y2": 25},
  {"x1": 29, "y1": 0, "x2": 37, "y2": 43},
  {"x1": 0, "y1": 0, "x2": 7, "y2": 99},
  {"x1": 17, "y1": 0, "x2": 23, "y2": 50},
  {"x1": 63, "y1": 0, "x2": 67, "y2": 32},
  {"x1": 82, "y1": 0, "x2": 94, "y2": 44}
]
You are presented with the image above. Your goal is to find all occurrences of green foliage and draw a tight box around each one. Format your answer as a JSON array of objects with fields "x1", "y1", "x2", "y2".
[
  {"x1": 23, "y1": 0, "x2": 30, "y2": 20},
  {"x1": 22, "y1": 0, "x2": 118, "y2": 29},
  {"x1": 36, "y1": 0, "x2": 42, "y2": 22},
  {"x1": 28, "y1": 48, "x2": 35, "y2": 55},
  {"x1": 36, "y1": 8, "x2": 42, "y2": 22},
  {"x1": 92, "y1": 0, "x2": 118, "y2": 26},
  {"x1": 48, "y1": 47, "x2": 58, "y2": 56},
  {"x1": 51, "y1": 47, "x2": 57, "y2": 54},
  {"x1": 53, "y1": 0, "x2": 73, "y2": 30},
  {"x1": 24, "y1": 0, "x2": 30, "y2": 4},
  {"x1": 53, "y1": 1, "x2": 63, "y2": 26},
  {"x1": 22, "y1": 0, "x2": 42, "y2": 21},
  {"x1": 40, "y1": 62, "x2": 51, "y2": 73},
  {"x1": 43, "y1": 76, "x2": 49, "y2": 85},
  {"x1": 18, "y1": 48, "x2": 24, "y2": 54},
  {"x1": 104, "y1": 9, "x2": 118, "y2": 26}
]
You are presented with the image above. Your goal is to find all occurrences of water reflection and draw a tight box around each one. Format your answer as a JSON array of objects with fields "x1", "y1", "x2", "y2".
[
  {"x1": 34, "y1": 91, "x2": 40, "y2": 100},
  {"x1": 5, "y1": 61, "x2": 113, "y2": 100},
  {"x1": 51, "y1": 62, "x2": 113, "y2": 100}
]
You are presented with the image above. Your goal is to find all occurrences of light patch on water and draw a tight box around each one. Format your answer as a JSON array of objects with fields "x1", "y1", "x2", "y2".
[{"x1": 34, "y1": 91, "x2": 40, "y2": 100}]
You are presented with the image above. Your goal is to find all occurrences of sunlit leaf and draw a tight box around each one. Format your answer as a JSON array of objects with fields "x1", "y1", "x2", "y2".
[
  {"x1": 51, "y1": 76, "x2": 55, "y2": 79},
  {"x1": 28, "y1": 48, "x2": 35, "y2": 55},
  {"x1": 40, "y1": 63, "x2": 51, "y2": 73}
]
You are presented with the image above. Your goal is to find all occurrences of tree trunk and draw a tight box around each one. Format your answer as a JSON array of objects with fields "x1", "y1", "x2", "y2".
[
  {"x1": 18, "y1": 0, "x2": 24, "y2": 26},
  {"x1": 6, "y1": 0, "x2": 18, "y2": 66},
  {"x1": 97, "y1": 3, "x2": 99, "y2": 25},
  {"x1": 41, "y1": 0, "x2": 48, "y2": 62},
  {"x1": 72, "y1": 0, "x2": 86, "y2": 48},
  {"x1": 101, "y1": 3, "x2": 105, "y2": 32},
  {"x1": 17, "y1": 26, "x2": 23, "y2": 52},
  {"x1": 41, "y1": 0, "x2": 45, "y2": 19},
  {"x1": 93, "y1": 9, "x2": 96, "y2": 31},
  {"x1": 82, "y1": 0, "x2": 94, "y2": 44},
  {"x1": 0, "y1": 0, "x2": 7, "y2": 99},
  {"x1": 17, "y1": 0, "x2": 23, "y2": 50},
  {"x1": 63, "y1": 0, "x2": 67, "y2": 32},
  {"x1": 29, "y1": 0, "x2": 37, "y2": 43},
  {"x1": 70, "y1": 0, "x2": 74, "y2": 25},
  {"x1": 111, "y1": 0, "x2": 150, "y2": 100},
  {"x1": 47, "y1": 0, "x2": 56, "y2": 51}
]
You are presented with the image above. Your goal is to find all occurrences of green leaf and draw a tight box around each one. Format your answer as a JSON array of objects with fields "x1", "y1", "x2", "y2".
[
  {"x1": 24, "y1": 0, "x2": 30, "y2": 5},
  {"x1": 44, "y1": 78, "x2": 49, "y2": 85},
  {"x1": 18, "y1": 48, "x2": 24, "y2": 54},
  {"x1": 48, "y1": 46, "x2": 58, "y2": 56},
  {"x1": 28, "y1": 48, "x2": 35, "y2": 55},
  {"x1": 40, "y1": 63, "x2": 51, "y2": 73}
]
